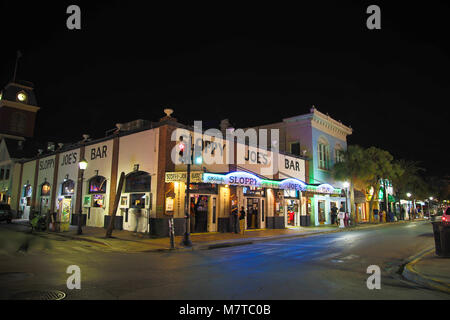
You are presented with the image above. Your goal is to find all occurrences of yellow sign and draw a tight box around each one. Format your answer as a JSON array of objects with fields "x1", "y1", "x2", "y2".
[{"x1": 165, "y1": 171, "x2": 203, "y2": 183}]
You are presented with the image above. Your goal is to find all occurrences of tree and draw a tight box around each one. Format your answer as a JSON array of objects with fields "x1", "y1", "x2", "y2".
[
  {"x1": 332, "y1": 145, "x2": 372, "y2": 226},
  {"x1": 391, "y1": 160, "x2": 425, "y2": 219},
  {"x1": 364, "y1": 147, "x2": 396, "y2": 223}
]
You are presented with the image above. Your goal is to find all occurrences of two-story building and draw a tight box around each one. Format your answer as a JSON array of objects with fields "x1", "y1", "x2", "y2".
[{"x1": 249, "y1": 106, "x2": 353, "y2": 226}]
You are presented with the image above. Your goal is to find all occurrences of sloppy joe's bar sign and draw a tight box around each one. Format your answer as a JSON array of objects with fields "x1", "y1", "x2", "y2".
[
  {"x1": 202, "y1": 172, "x2": 307, "y2": 190},
  {"x1": 165, "y1": 171, "x2": 203, "y2": 183}
]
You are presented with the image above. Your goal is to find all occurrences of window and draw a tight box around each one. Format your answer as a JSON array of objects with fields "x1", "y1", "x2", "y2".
[
  {"x1": 334, "y1": 144, "x2": 344, "y2": 163},
  {"x1": 61, "y1": 180, "x2": 75, "y2": 195},
  {"x1": 5, "y1": 169, "x2": 10, "y2": 180},
  {"x1": 89, "y1": 175, "x2": 107, "y2": 193},
  {"x1": 290, "y1": 142, "x2": 301, "y2": 156},
  {"x1": 23, "y1": 185, "x2": 32, "y2": 197},
  {"x1": 0, "y1": 169, "x2": 4, "y2": 180},
  {"x1": 317, "y1": 138, "x2": 330, "y2": 170},
  {"x1": 41, "y1": 182, "x2": 51, "y2": 196},
  {"x1": 335, "y1": 149, "x2": 344, "y2": 163},
  {"x1": 125, "y1": 171, "x2": 151, "y2": 193}
]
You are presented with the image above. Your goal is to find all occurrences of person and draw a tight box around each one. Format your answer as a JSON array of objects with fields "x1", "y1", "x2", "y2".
[
  {"x1": 252, "y1": 205, "x2": 258, "y2": 229},
  {"x1": 239, "y1": 206, "x2": 246, "y2": 235},
  {"x1": 401, "y1": 206, "x2": 405, "y2": 220},
  {"x1": 331, "y1": 205, "x2": 338, "y2": 225},
  {"x1": 231, "y1": 206, "x2": 239, "y2": 233},
  {"x1": 373, "y1": 208, "x2": 379, "y2": 223},
  {"x1": 189, "y1": 201, "x2": 196, "y2": 233},
  {"x1": 344, "y1": 211, "x2": 349, "y2": 227},
  {"x1": 379, "y1": 210, "x2": 384, "y2": 223}
]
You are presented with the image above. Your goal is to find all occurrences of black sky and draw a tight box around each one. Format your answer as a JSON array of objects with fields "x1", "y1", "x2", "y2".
[{"x1": 0, "y1": 1, "x2": 449, "y2": 176}]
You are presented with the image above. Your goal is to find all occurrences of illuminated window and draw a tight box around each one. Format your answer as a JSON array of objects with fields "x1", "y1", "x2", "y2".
[
  {"x1": 41, "y1": 182, "x2": 51, "y2": 196},
  {"x1": 61, "y1": 179, "x2": 75, "y2": 195},
  {"x1": 23, "y1": 185, "x2": 32, "y2": 197},
  {"x1": 89, "y1": 175, "x2": 107, "y2": 194}
]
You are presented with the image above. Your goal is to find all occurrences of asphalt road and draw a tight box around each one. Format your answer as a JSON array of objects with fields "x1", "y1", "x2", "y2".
[{"x1": 0, "y1": 221, "x2": 448, "y2": 300}]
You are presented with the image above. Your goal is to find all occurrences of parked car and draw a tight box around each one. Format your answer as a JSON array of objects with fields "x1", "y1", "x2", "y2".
[{"x1": 0, "y1": 203, "x2": 13, "y2": 223}]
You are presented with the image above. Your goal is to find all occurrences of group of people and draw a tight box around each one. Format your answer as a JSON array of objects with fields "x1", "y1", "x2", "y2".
[
  {"x1": 330, "y1": 204, "x2": 350, "y2": 227},
  {"x1": 373, "y1": 208, "x2": 396, "y2": 222},
  {"x1": 231, "y1": 206, "x2": 247, "y2": 235}
]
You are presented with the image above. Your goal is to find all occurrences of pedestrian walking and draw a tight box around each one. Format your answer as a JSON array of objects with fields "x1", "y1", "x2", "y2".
[{"x1": 239, "y1": 206, "x2": 246, "y2": 235}]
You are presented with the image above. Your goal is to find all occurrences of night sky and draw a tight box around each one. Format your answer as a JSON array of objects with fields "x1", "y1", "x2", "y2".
[{"x1": 1, "y1": 1, "x2": 448, "y2": 176}]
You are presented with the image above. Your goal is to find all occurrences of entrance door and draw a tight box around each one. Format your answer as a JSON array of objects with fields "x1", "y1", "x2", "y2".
[
  {"x1": 286, "y1": 200, "x2": 299, "y2": 227},
  {"x1": 190, "y1": 195, "x2": 209, "y2": 233},
  {"x1": 247, "y1": 198, "x2": 259, "y2": 229},
  {"x1": 208, "y1": 196, "x2": 217, "y2": 232},
  {"x1": 318, "y1": 200, "x2": 326, "y2": 225}
]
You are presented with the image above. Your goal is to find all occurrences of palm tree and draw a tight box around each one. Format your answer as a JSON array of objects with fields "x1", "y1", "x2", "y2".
[{"x1": 332, "y1": 145, "x2": 372, "y2": 226}]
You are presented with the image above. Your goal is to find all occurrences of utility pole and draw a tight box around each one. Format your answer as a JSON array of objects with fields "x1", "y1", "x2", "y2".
[{"x1": 181, "y1": 135, "x2": 192, "y2": 247}]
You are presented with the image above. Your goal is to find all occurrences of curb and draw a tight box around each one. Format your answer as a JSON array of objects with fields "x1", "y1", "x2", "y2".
[
  {"x1": 47, "y1": 232, "x2": 112, "y2": 247},
  {"x1": 197, "y1": 220, "x2": 414, "y2": 250},
  {"x1": 402, "y1": 247, "x2": 450, "y2": 294},
  {"x1": 13, "y1": 219, "x2": 421, "y2": 253}
]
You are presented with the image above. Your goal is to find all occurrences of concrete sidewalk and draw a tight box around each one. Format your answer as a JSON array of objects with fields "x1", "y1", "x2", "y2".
[
  {"x1": 12, "y1": 218, "x2": 414, "y2": 253},
  {"x1": 402, "y1": 248, "x2": 450, "y2": 294}
]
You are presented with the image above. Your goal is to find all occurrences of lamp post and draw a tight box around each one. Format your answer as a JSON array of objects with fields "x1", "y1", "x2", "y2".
[
  {"x1": 343, "y1": 181, "x2": 349, "y2": 213},
  {"x1": 178, "y1": 135, "x2": 193, "y2": 247},
  {"x1": 429, "y1": 196, "x2": 433, "y2": 216},
  {"x1": 77, "y1": 157, "x2": 88, "y2": 235},
  {"x1": 406, "y1": 192, "x2": 412, "y2": 220}
]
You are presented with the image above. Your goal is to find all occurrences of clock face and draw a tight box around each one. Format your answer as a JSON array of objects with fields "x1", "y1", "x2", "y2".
[{"x1": 17, "y1": 92, "x2": 27, "y2": 102}]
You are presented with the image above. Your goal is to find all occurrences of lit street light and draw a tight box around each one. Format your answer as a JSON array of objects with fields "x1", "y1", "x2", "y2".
[{"x1": 77, "y1": 157, "x2": 88, "y2": 235}]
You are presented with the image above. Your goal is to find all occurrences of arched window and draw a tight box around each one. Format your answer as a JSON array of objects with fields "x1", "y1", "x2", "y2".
[
  {"x1": 88, "y1": 175, "x2": 107, "y2": 193},
  {"x1": 23, "y1": 184, "x2": 32, "y2": 197},
  {"x1": 125, "y1": 171, "x2": 151, "y2": 193},
  {"x1": 317, "y1": 136, "x2": 330, "y2": 170},
  {"x1": 41, "y1": 182, "x2": 51, "y2": 196},
  {"x1": 61, "y1": 179, "x2": 75, "y2": 196}
]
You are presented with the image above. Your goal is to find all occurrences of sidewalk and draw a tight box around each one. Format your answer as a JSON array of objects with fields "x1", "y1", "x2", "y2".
[
  {"x1": 402, "y1": 248, "x2": 450, "y2": 294},
  {"x1": 12, "y1": 218, "x2": 415, "y2": 253}
]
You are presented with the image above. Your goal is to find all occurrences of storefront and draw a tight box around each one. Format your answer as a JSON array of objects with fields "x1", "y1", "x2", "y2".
[
  {"x1": 303, "y1": 184, "x2": 344, "y2": 226},
  {"x1": 284, "y1": 189, "x2": 300, "y2": 227},
  {"x1": 55, "y1": 148, "x2": 80, "y2": 230},
  {"x1": 121, "y1": 170, "x2": 151, "y2": 232}
]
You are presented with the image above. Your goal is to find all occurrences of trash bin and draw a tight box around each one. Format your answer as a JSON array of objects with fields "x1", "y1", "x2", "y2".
[
  {"x1": 431, "y1": 221, "x2": 442, "y2": 256},
  {"x1": 438, "y1": 223, "x2": 450, "y2": 258}
]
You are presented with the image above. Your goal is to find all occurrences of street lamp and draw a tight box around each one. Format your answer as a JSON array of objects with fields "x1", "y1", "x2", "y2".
[
  {"x1": 406, "y1": 192, "x2": 412, "y2": 220},
  {"x1": 428, "y1": 196, "x2": 434, "y2": 216},
  {"x1": 343, "y1": 181, "x2": 350, "y2": 213},
  {"x1": 77, "y1": 157, "x2": 88, "y2": 235}
]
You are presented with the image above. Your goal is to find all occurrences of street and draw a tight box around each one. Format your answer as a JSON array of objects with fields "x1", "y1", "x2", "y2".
[{"x1": 0, "y1": 221, "x2": 448, "y2": 300}]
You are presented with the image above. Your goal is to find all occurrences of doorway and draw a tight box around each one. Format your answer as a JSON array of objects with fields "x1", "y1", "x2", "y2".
[
  {"x1": 190, "y1": 195, "x2": 209, "y2": 233},
  {"x1": 247, "y1": 198, "x2": 259, "y2": 229},
  {"x1": 318, "y1": 200, "x2": 326, "y2": 224},
  {"x1": 286, "y1": 199, "x2": 299, "y2": 227}
]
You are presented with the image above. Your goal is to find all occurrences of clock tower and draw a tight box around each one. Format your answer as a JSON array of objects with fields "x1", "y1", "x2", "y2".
[{"x1": 0, "y1": 80, "x2": 40, "y2": 140}]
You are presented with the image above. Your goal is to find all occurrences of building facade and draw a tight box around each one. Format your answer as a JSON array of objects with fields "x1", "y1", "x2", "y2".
[
  {"x1": 4, "y1": 110, "x2": 345, "y2": 237},
  {"x1": 250, "y1": 106, "x2": 353, "y2": 226}
]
